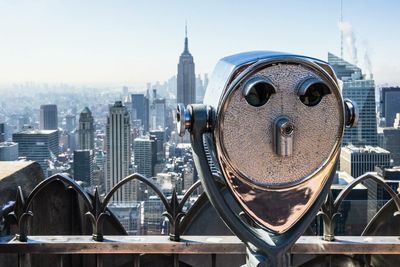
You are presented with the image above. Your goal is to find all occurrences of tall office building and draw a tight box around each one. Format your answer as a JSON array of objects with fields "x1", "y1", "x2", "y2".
[
  {"x1": 380, "y1": 87, "x2": 400, "y2": 127},
  {"x1": 73, "y1": 149, "x2": 93, "y2": 186},
  {"x1": 18, "y1": 115, "x2": 30, "y2": 131},
  {"x1": 0, "y1": 142, "x2": 18, "y2": 161},
  {"x1": 12, "y1": 129, "x2": 59, "y2": 175},
  {"x1": 65, "y1": 114, "x2": 76, "y2": 132},
  {"x1": 40, "y1": 104, "x2": 58, "y2": 130},
  {"x1": 328, "y1": 53, "x2": 378, "y2": 146},
  {"x1": 133, "y1": 137, "x2": 156, "y2": 178},
  {"x1": 78, "y1": 107, "x2": 95, "y2": 150},
  {"x1": 131, "y1": 93, "x2": 150, "y2": 133},
  {"x1": 144, "y1": 91, "x2": 150, "y2": 133},
  {"x1": 150, "y1": 95, "x2": 166, "y2": 131},
  {"x1": 149, "y1": 130, "x2": 165, "y2": 162},
  {"x1": 106, "y1": 101, "x2": 135, "y2": 202},
  {"x1": 0, "y1": 123, "x2": 5, "y2": 142},
  {"x1": 340, "y1": 145, "x2": 391, "y2": 178},
  {"x1": 131, "y1": 94, "x2": 145, "y2": 125},
  {"x1": 382, "y1": 113, "x2": 400, "y2": 166},
  {"x1": 177, "y1": 25, "x2": 196, "y2": 106}
]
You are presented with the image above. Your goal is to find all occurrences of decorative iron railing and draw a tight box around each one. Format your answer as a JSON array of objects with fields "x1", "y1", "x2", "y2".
[{"x1": 1, "y1": 172, "x2": 400, "y2": 267}]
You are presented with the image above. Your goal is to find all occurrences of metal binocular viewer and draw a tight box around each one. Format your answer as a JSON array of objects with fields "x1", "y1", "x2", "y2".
[{"x1": 177, "y1": 51, "x2": 358, "y2": 267}]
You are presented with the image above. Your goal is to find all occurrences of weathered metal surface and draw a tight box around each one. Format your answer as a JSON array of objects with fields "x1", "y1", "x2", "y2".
[
  {"x1": 3, "y1": 235, "x2": 400, "y2": 256},
  {"x1": 292, "y1": 236, "x2": 400, "y2": 254},
  {"x1": 0, "y1": 235, "x2": 246, "y2": 254}
]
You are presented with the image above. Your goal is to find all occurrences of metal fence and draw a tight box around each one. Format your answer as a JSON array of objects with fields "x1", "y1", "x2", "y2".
[{"x1": 1, "y1": 172, "x2": 400, "y2": 267}]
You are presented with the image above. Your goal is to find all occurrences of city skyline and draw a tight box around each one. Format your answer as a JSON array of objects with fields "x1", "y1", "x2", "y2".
[{"x1": 0, "y1": 0, "x2": 400, "y2": 87}]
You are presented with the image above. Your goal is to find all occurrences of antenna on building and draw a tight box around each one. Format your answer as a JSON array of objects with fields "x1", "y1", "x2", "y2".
[
  {"x1": 340, "y1": 0, "x2": 343, "y2": 59},
  {"x1": 185, "y1": 20, "x2": 188, "y2": 38}
]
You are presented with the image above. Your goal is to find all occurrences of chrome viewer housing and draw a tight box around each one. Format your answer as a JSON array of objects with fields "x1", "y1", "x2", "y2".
[{"x1": 199, "y1": 51, "x2": 357, "y2": 234}]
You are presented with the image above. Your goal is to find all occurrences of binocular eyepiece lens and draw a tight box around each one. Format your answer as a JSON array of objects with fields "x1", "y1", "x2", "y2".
[
  {"x1": 298, "y1": 78, "x2": 331, "y2": 107},
  {"x1": 242, "y1": 77, "x2": 276, "y2": 107}
]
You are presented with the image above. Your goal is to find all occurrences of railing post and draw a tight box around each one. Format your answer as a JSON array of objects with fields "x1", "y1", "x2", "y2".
[
  {"x1": 317, "y1": 192, "x2": 339, "y2": 241},
  {"x1": 173, "y1": 254, "x2": 179, "y2": 267},
  {"x1": 133, "y1": 254, "x2": 140, "y2": 267},
  {"x1": 18, "y1": 253, "x2": 30, "y2": 267},
  {"x1": 96, "y1": 254, "x2": 103, "y2": 267}
]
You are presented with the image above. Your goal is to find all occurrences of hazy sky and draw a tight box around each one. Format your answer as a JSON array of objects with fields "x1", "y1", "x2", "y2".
[{"x1": 0, "y1": 0, "x2": 399, "y2": 87}]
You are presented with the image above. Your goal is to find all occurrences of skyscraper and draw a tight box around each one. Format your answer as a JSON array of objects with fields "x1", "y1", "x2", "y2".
[
  {"x1": 105, "y1": 101, "x2": 135, "y2": 202},
  {"x1": 177, "y1": 25, "x2": 196, "y2": 106},
  {"x1": 328, "y1": 53, "x2": 378, "y2": 146},
  {"x1": 40, "y1": 104, "x2": 58, "y2": 130},
  {"x1": 382, "y1": 113, "x2": 400, "y2": 166},
  {"x1": 0, "y1": 123, "x2": 5, "y2": 143},
  {"x1": 150, "y1": 90, "x2": 166, "y2": 131},
  {"x1": 12, "y1": 129, "x2": 59, "y2": 175},
  {"x1": 133, "y1": 137, "x2": 156, "y2": 178},
  {"x1": 78, "y1": 107, "x2": 95, "y2": 150},
  {"x1": 73, "y1": 149, "x2": 93, "y2": 186},
  {"x1": 65, "y1": 114, "x2": 76, "y2": 132},
  {"x1": 131, "y1": 94, "x2": 145, "y2": 125},
  {"x1": 380, "y1": 87, "x2": 400, "y2": 127},
  {"x1": 149, "y1": 130, "x2": 165, "y2": 162}
]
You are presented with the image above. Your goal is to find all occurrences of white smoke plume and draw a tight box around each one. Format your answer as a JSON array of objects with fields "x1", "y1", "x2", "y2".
[
  {"x1": 363, "y1": 41, "x2": 373, "y2": 78},
  {"x1": 338, "y1": 21, "x2": 358, "y2": 65},
  {"x1": 364, "y1": 51, "x2": 372, "y2": 77}
]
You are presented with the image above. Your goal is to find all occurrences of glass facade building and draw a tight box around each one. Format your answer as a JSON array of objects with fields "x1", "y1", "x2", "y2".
[{"x1": 328, "y1": 53, "x2": 378, "y2": 146}]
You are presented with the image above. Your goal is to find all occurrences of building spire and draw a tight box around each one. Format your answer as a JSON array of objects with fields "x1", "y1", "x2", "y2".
[
  {"x1": 184, "y1": 21, "x2": 189, "y2": 53},
  {"x1": 340, "y1": 0, "x2": 343, "y2": 59}
]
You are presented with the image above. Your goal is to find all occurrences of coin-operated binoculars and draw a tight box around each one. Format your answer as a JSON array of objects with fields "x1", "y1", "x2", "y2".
[{"x1": 177, "y1": 51, "x2": 358, "y2": 267}]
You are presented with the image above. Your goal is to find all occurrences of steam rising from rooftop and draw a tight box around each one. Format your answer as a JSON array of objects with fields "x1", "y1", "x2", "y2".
[{"x1": 338, "y1": 21, "x2": 358, "y2": 65}]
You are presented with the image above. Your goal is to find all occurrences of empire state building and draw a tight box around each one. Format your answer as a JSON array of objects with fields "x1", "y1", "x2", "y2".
[{"x1": 177, "y1": 26, "x2": 196, "y2": 106}]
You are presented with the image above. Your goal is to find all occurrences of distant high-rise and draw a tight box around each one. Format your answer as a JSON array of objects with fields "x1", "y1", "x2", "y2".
[
  {"x1": 106, "y1": 101, "x2": 135, "y2": 202},
  {"x1": 78, "y1": 107, "x2": 95, "y2": 150},
  {"x1": 328, "y1": 53, "x2": 378, "y2": 146},
  {"x1": 380, "y1": 87, "x2": 400, "y2": 127},
  {"x1": 131, "y1": 93, "x2": 150, "y2": 133},
  {"x1": 196, "y1": 74, "x2": 208, "y2": 103},
  {"x1": 133, "y1": 137, "x2": 156, "y2": 178},
  {"x1": 0, "y1": 142, "x2": 18, "y2": 161},
  {"x1": 73, "y1": 149, "x2": 93, "y2": 186},
  {"x1": 40, "y1": 104, "x2": 58, "y2": 130},
  {"x1": 131, "y1": 94, "x2": 145, "y2": 126},
  {"x1": 12, "y1": 129, "x2": 59, "y2": 175},
  {"x1": 340, "y1": 145, "x2": 391, "y2": 178},
  {"x1": 0, "y1": 123, "x2": 5, "y2": 142},
  {"x1": 149, "y1": 130, "x2": 165, "y2": 162},
  {"x1": 65, "y1": 114, "x2": 76, "y2": 132},
  {"x1": 18, "y1": 115, "x2": 30, "y2": 131},
  {"x1": 151, "y1": 97, "x2": 166, "y2": 130},
  {"x1": 177, "y1": 25, "x2": 196, "y2": 106},
  {"x1": 144, "y1": 91, "x2": 150, "y2": 132},
  {"x1": 382, "y1": 113, "x2": 400, "y2": 166}
]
